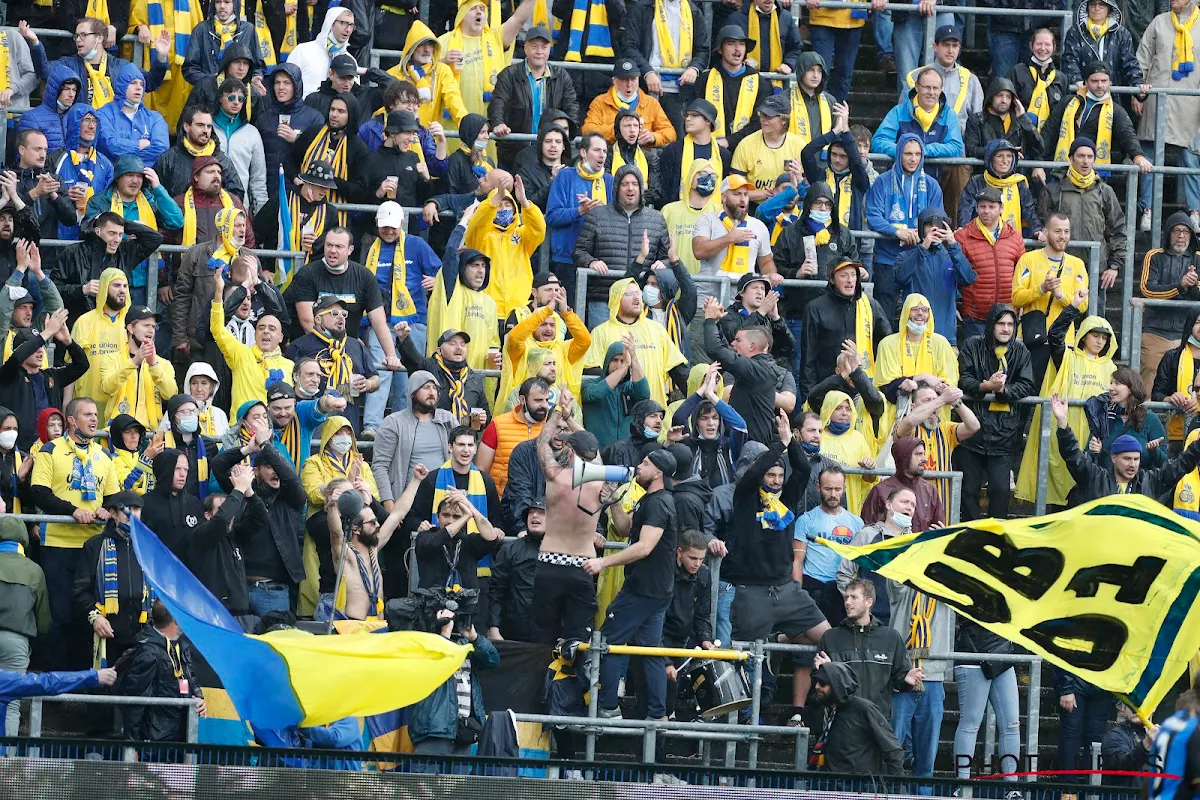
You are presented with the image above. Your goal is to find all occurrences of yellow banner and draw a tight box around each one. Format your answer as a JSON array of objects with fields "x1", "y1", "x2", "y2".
[{"x1": 827, "y1": 495, "x2": 1200, "y2": 719}]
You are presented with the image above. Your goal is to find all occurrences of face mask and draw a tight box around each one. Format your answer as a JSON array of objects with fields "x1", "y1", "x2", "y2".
[
  {"x1": 1086, "y1": 91, "x2": 1107, "y2": 102},
  {"x1": 617, "y1": 91, "x2": 637, "y2": 103},
  {"x1": 84, "y1": 46, "x2": 100, "y2": 61},
  {"x1": 810, "y1": 209, "x2": 831, "y2": 225},
  {"x1": 891, "y1": 511, "x2": 913, "y2": 529},
  {"x1": 643, "y1": 426, "x2": 659, "y2": 440},
  {"x1": 827, "y1": 420, "x2": 850, "y2": 435},
  {"x1": 474, "y1": 138, "x2": 489, "y2": 151},
  {"x1": 329, "y1": 434, "x2": 354, "y2": 455},
  {"x1": 907, "y1": 321, "x2": 927, "y2": 336},
  {"x1": 326, "y1": 260, "x2": 348, "y2": 274},
  {"x1": 695, "y1": 174, "x2": 717, "y2": 196},
  {"x1": 642, "y1": 285, "x2": 660, "y2": 307},
  {"x1": 177, "y1": 415, "x2": 199, "y2": 434},
  {"x1": 296, "y1": 384, "x2": 317, "y2": 399},
  {"x1": 117, "y1": 521, "x2": 132, "y2": 536},
  {"x1": 495, "y1": 208, "x2": 515, "y2": 227},
  {"x1": 1189, "y1": 335, "x2": 1200, "y2": 348},
  {"x1": 123, "y1": 98, "x2": 139, "y2": 110},
  {"x1": 57, "y1": 98, "x2": 73, "y2": 112},
  {"x1": 800, "y1": 440, "x2": 820, "y2": 455},
  {"x1": 0, "y1": 430, "x2": 16, "y2": 450}
]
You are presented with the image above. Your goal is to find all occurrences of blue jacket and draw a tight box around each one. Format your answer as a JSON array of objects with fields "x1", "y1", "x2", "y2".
[
  {"x1": 358, "y1": 235, "x2": 442, "y2": 328},
  {"x1": 408, "y1": 635, "x2": 499, "y2": 744},
  {"x1": 894, "y1": 207, "x2": 976, "y2": 345},
  {"x1": 256, "y1": 63, "x2": 326, "y2": 200},
  {"x1": 871, "y1": 91, "x2": 964, "y2": 179},
  {"x1": 95, "y1": 64, "x2": 170, "y2": 168},
  {"x1": 18, "y1": 63, "x2": 82, "y2": 153},
  {"x1": 278, "y1": 398, "x2": 327, "y2": 471},
  {"x1": 865, "y1": 134, "x2": 944, "y2": 267},
  {"x1": 254, "y1": 717, "x2": 363, "y2": 769},
  {"x1": 545, "y1": 165, "x2": 615, "y2": 264},
  {"x1": 48, "y1": 52, "x2": 167, "y2": 109},
  {"x1": 0, "y1": 669, "x2": 101, "y2": 723},
  {"x1": 51, "y1": 104, "x2": 115, "y2": 240}
]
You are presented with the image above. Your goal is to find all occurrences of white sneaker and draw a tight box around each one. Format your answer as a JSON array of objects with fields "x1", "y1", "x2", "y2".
[
  {"x1": 617, "y1": 677, "x2": 626, "y2": 698},
  {"x1": 1141, "y1": 208, "x2": 1152, "y2": 233},
  {"x1": 787, "y1": 713, "x2": 805, "y2": 727},
  {"x1": 653, "y1": 773, "x2": 689, "y2": 786},
  {"x1": 562, "y1": 769, "x2": 585, "y2": 780},
  {"x1": 599, "y1": 707, "x2": 623, "y2": 719},
  {"x1": 1191, "y1": 210, "x2": 1200, "y2": 232}
]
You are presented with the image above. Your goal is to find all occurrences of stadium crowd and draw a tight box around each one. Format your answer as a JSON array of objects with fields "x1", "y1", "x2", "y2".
[{"x1": 0, "y1": 0, "x2": 1198, "y2": 787}]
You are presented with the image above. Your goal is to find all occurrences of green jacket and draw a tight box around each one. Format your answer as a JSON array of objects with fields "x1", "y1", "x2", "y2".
[{"x1": 0, "y1": 518, "x2": 50, "y2": 639}]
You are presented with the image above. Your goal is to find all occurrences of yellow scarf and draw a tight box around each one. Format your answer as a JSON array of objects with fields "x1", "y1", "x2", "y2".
[
  {"x1": 756, "y1": 488, "x2": 795, "y2": 530},
  {"x1": 907, "y1": 65, "x2": 971, "y2": 116},
  {"x1": 84, "y1": 54, "x2": 115, "y2": 108},
  {"x1": 705, "y1": 68, "x2": 758, "y2": 139},
  {"x1": 789, "y1": 83, "x2": 831, "y2": 148},
  {"x1": 1054, "y1": 92, "x2": 1114, "y2": 164},
  {"x1": 912, "y1": 99, "x2": 941, "y2": 133},
  {"x1": 111, "y1": 190, "x2": 157, "y2": 230},
  {"x1": 302, "y1": 127, "x2": 349, "y2": 207},
  {"x1": 216, "y1": 18, "x2": 238, "y2": 55},
  {"x1": 211, "y1": 206, "x2": 243, "y2": 267},
  {"x1": 653, "y1": 0, "x2": 692, "y2": 69},
  {"x1": 1087, "y1": 17, "x2": 1111, "y2": 41},
  {"x1": 577, "y1": 162, "x2": 607, "y2": 205},
  {"x1": 281, "y1": 5, "x2": 298, "y2": 56},
  {"x1": 989, "y1": 344, "x2": 1010, "y2": 411},
  {"x1": 718, "y1": 212, "x2": 751, "y2": 274},
  {"x1": 826, "y1": 168, "x2": 853, "y2": 228},
  {"x1": 445, "y1": 25, "x2": 506, "y2": 99},
  {"x1": 252, "y1": 10, "x2": 277, "y2": 66},
  {"x1": 842, "y1": 271, "x2": 874, "y2": 378},
  {"x1": 899, "y1": 329, "x2": 934, "y2": 378},
  {"x1": 312, "y1": 328, "x2": 353, "y2": 391},
  {"x1": 679, "y1": 138, "x2": 723, "y2": 202},
  {"x1": 68, "y1": 149, "x2": 98, "y2": 213},
  {"x1": 983, "y1": 170, "x2": 1026, "y2": 232},
  {"x1": 181, "y1": 187, "x2": 235, "y2": 246},
  {"x1": 284, "y1": 192, "x2": 328, "y2": 255},
  {"x1": 87, "y1": 0, "x2": 110, "y2": 23},
  {"x1": 365, "y1": 236, "x2": 417, "y2": 318},
  {"x1": 182, "y1": 136, "x2": 216, "y2": 157},
  {"x1": 0, "y1": 32, "x2": 10, "y2": 95},
  {"x1": 611, "y1": 144, "x2": 649, "y2": 182},
  {"x1": 1066, "y1": 164, "x2": 1097, "y2": 190},
  {"x1": 806, "y1": 216, "x2": 831, "y2": 247},
  {"x1": 1027, "y1": 65, "x2": 1055, "y2": 132},
  {"x1": 746, "y1": 8, "x2": 781, "y2": 73},
  {"x1": 975, "y1": 216, "x2": 998, "y2": 246},
  {"x1": 1175, "y1": 430, "x2": 1200, "y2": 521},
  {"x1": 1173, "y1": 6, "x2": 1199, "y2": 80},
  {"x1": 1179, "y1": 343, "x2": 1198, "y2": 397}
]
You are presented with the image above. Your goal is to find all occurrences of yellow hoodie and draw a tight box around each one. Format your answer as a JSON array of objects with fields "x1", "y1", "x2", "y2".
[
  {"x1": 70, "y1": 268, "x2": 131, "y2": 405},
  {"x1": 300, "y1": 415, "x2": 381, "y2": 511},
  {"x1": 426, "y1": 251, "x2": 500, "y2": 372},
  {"x1": 498, "y1": 304, "x2": 591, "y2": 410},
  {"x1": 819, "y1": 390, "x2": 877, "y2": 514},
  {"x1": 438, "y1": 0, "x2": 509, "y2": 122},
  {"x1": 661, "y1": 158, "x2": 722, "y2": 276},
  {"x1": 580, "y1": 278, "x2": 687, "y2": 408},
  {"x1": 388, "y1": 21, "x2": 469, "y2": 129},
  {"x1": 97, "y1": 328, "x2": 179, "y2": 429},
  {"x1": 874, "y1": 293, "x2": 959, "y2": 435},
  {"x1": 1016, "y1": 313, "x2": 1116, "y2": 506},
  {"x1": 210, "y1": 299, "x2": 295, "y2": 412},
  {"x1": 466, "y1": 191, "x2": 547, "y2": 319}
]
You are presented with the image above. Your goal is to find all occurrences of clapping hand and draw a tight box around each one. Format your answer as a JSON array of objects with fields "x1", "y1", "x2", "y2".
[
  {"x1": 703, "y1": 296, "x2": 724, "y2": 320},
  {"x1": 1050, "y1": 392, "x2": 1069, "y2": 428},
  {"x1": 638, "y1": 229, "x2": 650, "y2": 262}
]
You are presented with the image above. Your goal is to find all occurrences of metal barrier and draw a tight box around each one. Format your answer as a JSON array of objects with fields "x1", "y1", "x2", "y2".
[
  {"x1": 24, "y1": 693, "x2": 200, "y2": 762},
  {"x1": 1130, "y1": 297, "x2": 1200, "y2": 376}
]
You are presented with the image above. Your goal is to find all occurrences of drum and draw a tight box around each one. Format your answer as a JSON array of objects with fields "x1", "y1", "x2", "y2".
[{"x1": 680, "y1": 659, "x2": 751, "y2": 719}]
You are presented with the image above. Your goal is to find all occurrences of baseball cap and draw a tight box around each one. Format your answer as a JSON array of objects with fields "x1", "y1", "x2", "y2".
[
  {"x1": 331, "y1": 53, "x2": 358, "y2": 77},
  {"x1": 532, "y1": 272, "x2": 559, "y2": 289},
  {"x1": 721, "y1": 175, "x2": 754, "y2": 193},
  {"x1": 758, "y1": 94, "x2": 790, "y2": 117},
  {"x1": 562, "y1": 430, "x2": 600, "y2": 460},
  {"x1": 934, "y1": 24, "x2": 962, "y2": 42},
  {"x1": 527, "y1": 496, "x2": 547, "y2": 514},
  {"x1": 10, "y1": 288, "x2": 35, "y2": 308},
  {"x1": 266, "y1": 381, "x2": 296, "y2": 402},
  {"x1": 975, "y1": 187, "x2": 1003, "y2": 205},
  {"x1": 646, "y1": 448, "x2": 678, "y2": 483},
  {"x1": 377, "y1": 200, "x2": 404, "y2": 229},
  {"x1": 313, "y1": 295, "x2": 347, "y2": 315},
  {"x1": 104, "y1": 490, "x2": 145, "y2": 510},
  {"x1": 125, "y1": 306, "x2": 162, "y2": 324},
  {"x1": 613, "y1": 59, "x2": 640, "y2": 79},
  {"x1": 525, "y1": 24, "x2": 553, "y2": 43},
  {"x1": 438, "y1": 329, "x2": 471, "y2": 346}
]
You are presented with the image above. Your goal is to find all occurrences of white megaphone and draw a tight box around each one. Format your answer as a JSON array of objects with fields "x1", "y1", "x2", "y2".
[{"x1": 572, "y1": 458, "x2": 634, "y2": 488}]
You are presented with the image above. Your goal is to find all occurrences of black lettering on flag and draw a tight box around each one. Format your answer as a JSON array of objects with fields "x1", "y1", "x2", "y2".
[
  {"x1": 1022, "y1": 615, "x2": 1127, "y2": 671},
  {"x1": 1066, "y1": 556, "x2": 1166, "y2": 604}
]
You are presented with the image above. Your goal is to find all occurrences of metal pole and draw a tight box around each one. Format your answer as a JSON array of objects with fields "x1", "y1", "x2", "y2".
[
  {"x1": 724, "y1": 710, "x2": 737, "y2": 766},
  {"x1": 1152, "y1": 88, "x2": 1167, "y2": 249},
  {"x1": 1034, "y1": 399, "x2": 1052, "y2": 515},
  {"x1": 983, "y1": 702, "x2": 996, "y2": 774},
  {"x1": 147, "y1": 251, "x2": 160, "y2": 313},
  {"x1": 1087, "y1": 244, "x2": 1100, "y2": 317},
  {"x1": 575, "y1": 268, "x2": 588, "y2": 322},
  {"x1": 1131, "y1": 302, "x2": 1144, "y2": 374},
  {"x1": 1122, "y1": 168, "x2": 1138, "y2": 358},
  {"x1": 747, "y1": 640, "x2": 764, "y2": 769},
  {"x1": 642, "y1": 726, "x2": 657, "y2": 764},
  {"x1": 585, "y1": 628, "x2": 602, "y2": 761},
  {"x1": 1027, "y1": 658, "x2": 1041, "y2": 778},
  {"x1": 949, "y1": 473, "x2": 961, "y2": 525},
  {"x1": 710, "y1": 556, "x2": 722, "y2": 646},
  {"x1": 794, "y1": 727, "x2": 809, "y2": 772},
  {"x1": 923, "y1": 12, "x2": 936, "y2": 66}
]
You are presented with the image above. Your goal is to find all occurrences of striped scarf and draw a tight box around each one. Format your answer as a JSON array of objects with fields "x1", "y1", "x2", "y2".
[
  {"x1": 352, "y1": 546, "x2": 384, "y2": 619},
  {"x1": 312, "y1": 328, "x2": 353, "y2": 392},
  {"x1": 434, "y1": 353, "x2": 471, "y2": 420},
  {"x1": 216, "y1": 17, "x2": 239, "y2": 58},
  {"x1": 431, "y1": 460, "x2": 488, "y2": 534},
  {"x1": 95, "y1": 533, "x2": 152, "y2": 622},
  {"x1": 757, "y1": 487, "x2": 794, "y2": 530},
  {"x1": 302, "y1": 127, "x2": 349, "y2": 211},
  {"x1": 165, "y1": 432, "x2": 209, "y2": 499},
  {"x1": 323, "y1": 448, "x2": 356, "y2": 477},
  {"x1": 564, "y1": 0, "x2": 613, "y2": 62},
  {"x1": 276, "y1": 417, "x2": 302, "y2": 467},
  {"x1": 66, "y1": 148, "x2": 99, "y2": 215},
  {"x1": 68, "y1": 440, "x2": 99, "y2": 501},
  {"x1": 277, "y1": 181, "x2": 329, "y2": 290},
  {"x1": 906, "y1": 591, "x2": 937, "y2": 669}
]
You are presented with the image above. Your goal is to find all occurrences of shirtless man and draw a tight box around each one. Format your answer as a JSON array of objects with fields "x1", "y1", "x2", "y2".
[
  {"x1": 533, "y1": 400, "x2": 611, "y2": 645},
  {"x1": 326, "y1": 465, "x2": 427, "y2": 620}
]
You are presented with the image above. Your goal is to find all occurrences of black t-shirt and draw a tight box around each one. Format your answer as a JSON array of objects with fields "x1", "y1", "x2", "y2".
[
  {"x1": 285, "y1": 261, "x2": 384, "y2": 335},
  {"x1": 623, "y1": 488, "x2": 678, "y2": 599}
]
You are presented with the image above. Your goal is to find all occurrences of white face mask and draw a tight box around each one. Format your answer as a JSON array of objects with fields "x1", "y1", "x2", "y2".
[
  {"x1": 329, "y1": 433, "x2": 354, "y2": 455},
  {"x1": 642, "y1": 285, "x2": 660, "y2": 307},
  {"x1": 891, "y1": 511, "x2": 913, "y2": 529},
  {"x1": 0, "y1": 430, "x2": 16, "y2": 450},
  {"x1": 325, "y1": 260, "x2": 348, "y2": 274}
]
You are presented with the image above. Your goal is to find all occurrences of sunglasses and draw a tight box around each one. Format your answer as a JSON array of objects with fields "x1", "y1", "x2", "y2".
[
  {"x1": 225, "y1": 94, "x2": 246, "y2": 103},
  {"x1": 320, "y1": 309, "x2": 349, "y2": 318}
]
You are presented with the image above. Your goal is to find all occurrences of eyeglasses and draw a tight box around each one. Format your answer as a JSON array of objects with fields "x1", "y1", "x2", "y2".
[
  {"x1": 334, "y1": 19, "x2": 355, "y2": 28},
  {"x1": 74, "y1": 31, "x2": 99, "y2": 40},
  {"x1": 224, "y1": 94, "x2": 246, "y2": 103},
  {"x1": 320, "y1": 309, "x2": 349, "y2": 318}
]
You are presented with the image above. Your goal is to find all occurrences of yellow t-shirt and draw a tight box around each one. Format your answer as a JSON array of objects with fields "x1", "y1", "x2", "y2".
[
  {"x1": 32, "y1": 436, "x2": 120, "y2": 548},
  {"x1": 456, "y1": 35, "x2": 488, "y2": 117},
  {"x1": 661, "y1": 200, "x2": 712, "y2": 276},
  {"x1": 731, "y1": 131, "x2": 805, "y2": 194}
]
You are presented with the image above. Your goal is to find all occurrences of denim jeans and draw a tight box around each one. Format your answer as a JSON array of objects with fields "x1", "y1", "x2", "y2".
[
  {"x1": 1138, "y1": 143, "x2": 1200, "y2": 214},
  {"x1": 892, "y1": 681, "x2": 945, "y2": 779},
  {"x1": 953, "y1": 666, "x2": 1021, "y2": 779},
  {"x1": 598, "y1": 591, "x2": 671, "y2": 718},
  {"x1": 893, "y1": 12, "x2": 956, "y2": 97},
  {"x1": 587, "y1": 300, "x2": 610, "y2": 328},
  {"x1": 248, "y1": 582, "x2": 293, "y2": 617},
  {"x1": 786, "y1": 318, "x2": 805, "y2": 397},
  {"x1": 986, "y1": 27, "x2": 1025, "y2": 82},
  {"x1": 873, "y1": 9, "x2": 893, "y2": 58},
  {"x1": 364, "y1": 322, "x2": 427, "y2": 430},
  {"x1": 714, "y1": 581, "x2": 735, "y2": 648},
  {"x1": 810, "y1": 25, "x2": 863, "y2": 103},
  {"x1": 1057, "y1": 688, "x2": 1115, "y2": 783}
]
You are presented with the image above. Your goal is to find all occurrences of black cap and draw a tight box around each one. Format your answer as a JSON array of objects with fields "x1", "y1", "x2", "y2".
[
  {"x1": 126, "y1": 306, "x2": 162, "y2": 324},
  {"x1": 299, "y1": 159, "x2": 338, "y2": 188},
  {"x1": 713, "y1": 24, "x2": 755, "y2": 52},
  {"x1": 266, "y1": 381, "x2": 296, "y2": 402},
  {"x1": 737, "y1": 272, "x2": 771, "y2": 295},
  {"x1": 613, "y1": 59, "x2": 640, "y2": 79},
  {"x1": 1084, "y1": 60, "x2": 1111, "y2": 79},
  {"x1": 934, "y1": 24, "x2": 962, "y2": 42},
  {"x1": 562, "y1": 430, "x2": 600, "y2": 460},
  {"x1": 11, "y1": 289, "x2": 35, "y2": 308},
  {"x1": 525, "y1": 24, "x2": 553, "y2": 43},
  {"x1": 685, "y1": 98, "x2": 718, "y2": 130},
  {"x1": 385, "y1": 110, "x2": 419, "y2": 133},
  {"x1": 330, "y1": 53, "x2": 358, "y2": 77},
  {"x1": 104, "y1": 490, "x2": 145, "y2": 510},
  {"x1": 532, "y1": 272, "x2": 560, "y2": 289},
  {"x1": 11, "y1": 329, "x2": 38, "y2": 349},
  {"x1": 526, "y1": 496, "x2": 547, "y2": 514},
  {"x1": 313, "y1": 295, "x2": 347, "y2": 315},
  {"x1": 758, "y1": 93, "x2": 790, "y2": 117},
  {"x1": 646, "y1": 448, "x2": 678, "y2": 481},
  {"x1": 437, "y1": 329, "x2": 471, "y2": 346},
  {"x1": 975, "y1": 186, "x2": 1003, "y2": 205}
]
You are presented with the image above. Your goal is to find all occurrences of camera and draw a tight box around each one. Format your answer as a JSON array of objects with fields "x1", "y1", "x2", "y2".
[{"x1": 385, "y1": 586, "x2": 479, "y2": 634}]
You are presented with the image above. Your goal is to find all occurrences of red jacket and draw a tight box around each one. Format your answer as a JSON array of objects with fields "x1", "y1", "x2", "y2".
[{"x1": 954, "y1": 221, "x2": 1025, "y2": 323}]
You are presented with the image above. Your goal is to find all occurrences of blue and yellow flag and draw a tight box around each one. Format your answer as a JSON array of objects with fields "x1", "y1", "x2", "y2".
[
  {"x1": 129, "y1": 517, "x2": 471, "y2": 730},
  {"x1": 827, "y1": 495, "x2": 1200, "y2": 720}
]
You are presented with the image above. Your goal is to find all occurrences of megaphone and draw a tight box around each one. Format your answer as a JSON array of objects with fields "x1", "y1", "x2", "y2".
[{"x1": 572, "y1": 458, "x2": 634, "y2": 488}]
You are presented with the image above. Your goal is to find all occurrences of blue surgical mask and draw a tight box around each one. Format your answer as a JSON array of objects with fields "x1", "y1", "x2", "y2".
[
  {"x1": 177, "y1": 415, "x2": 199, "y2": 434},
  {"x1": 1190, "y1": 335, "x2": 1200, "y2": 348},
  {"x1": 123, "y1": 98, "x2": 139, "y2": 110},
  {"x1": 891, "y1": 511, "x2": 913, "y2": 529},
  {"x1": 827, "y1": 420, "x2": 850, "y2": 435},
  {"x1": 696, "y1": 174, "x2": 717, "y2": 196},
  {"x1": 800, "y1": 440, "x2": 820, "y2": 455},
  {"x1": 474, "y1": 138, "x2": 489, "y2": 151},
  {"x1": 642, "y1": 285, "x2": 660, "y2": 307},
  {"x1": 495, "y1": 208, "x2": 515, "y2": 227},
  {"x1": 907, "y1": 321, "x2": 927, "y2": 336},
  {"x1": 810, "y1": 209, "x2": 831, "y2": 225},
  {"x1": 643, "y1": 427, "x2": 658, "y2": 440},
  {"x1": 1086, "y1": 91, "x2": 1107, "y2": 102}
]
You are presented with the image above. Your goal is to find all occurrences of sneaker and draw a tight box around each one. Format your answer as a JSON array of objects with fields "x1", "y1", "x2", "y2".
[
  {"x1": 359, "y1": 428, "x2": 376, "y2": 442},
  {"x1": 617, "y1": 677, "x2": 626, "y2": 698},
  {"x1": 787, "y1": 713, "x2": 805, "y2": 728},
  {"x1": 599, "y1": 707, "x2": 622, "y2": 719},
  {"x1": 1141, "y1": 208, "x2": 1152, "y2": 232},
  {"x1": 879, "y1": 53, "x2": 898, "y2": 75},
  {"x1": 562, "y1": 769, "x2": 585, "y2": 781},
  {"x1": 1005, "y1": 791, "x2": 1025, "y2": 800},
  {"x1": 1191, "y1": 210, "x2": 1200, "y2": 232},
  {"x1": 653, "y1": 773, "x2": 689, "y2": 786}
]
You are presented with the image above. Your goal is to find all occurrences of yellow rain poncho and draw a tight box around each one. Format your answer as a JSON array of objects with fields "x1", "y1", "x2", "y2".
[
  {"x1": 465, "y1": 191, "x2": 547, "y2": 320},
  {"x1": 818, "y1": 390, "x2": 877, "y2": 514},
  {"x1": 426, "y1": 249, "x2": 501, "y2": 372},
  {"x1": 874, "y1": 293, "x2": 959, "y2": 436},
  {"x1": 497, "y1": 304, "x2": 591, "y2": 412}
]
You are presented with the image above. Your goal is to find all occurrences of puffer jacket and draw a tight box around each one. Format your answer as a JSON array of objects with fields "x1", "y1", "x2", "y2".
[
  {"x1": 573, "y1": 164, "x2": 670, "y2": 303},
  {"x1": 1060, "y1": 0, "x2": 1143, "y2": 89},
  {"x1": 964, "y1": 78, "x2": 1044, "y2": 161},
  {"x1": 407, "y1": 634, "x2": 499, "y2": 744},
  {"x1": 256, "y1": 63, "x2": 326, "y2": 198},
  {"x1": 775, "y1": 182, "x2": 859, "y2": 319},
  {"x1": 183, "y1": 0, "x2": 265, "y2": 85},
  {"x1": 0, "y1": 518, "x2": 49, "y2": 640},
  {"x1": 1038, "y1": 173, "x2": 1126, "y2": 272},
  {"x1": 1140, "y1": 211, "x2": 1200, "y2": 340},
  {"x1": 819, "y1": 615, "x2": 912, "y2": 719},
  {"x1": 954, "y1": 216, "x2": 1027, "y2": 323},
  {"x1": 16, "y1": 64, "x2": 81, "y2": 156},
  {"x1": 957, "y1": 304, "x2": 1035, "y2": 454}
]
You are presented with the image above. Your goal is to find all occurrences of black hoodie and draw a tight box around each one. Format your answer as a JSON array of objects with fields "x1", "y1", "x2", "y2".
[
  {"x1": 601, "y1": 398, "x2": 666, "y2": 469},
  {"x1": 815, "y1": 661, "x2": 905, "y2": 775},
  {"x1": 776, "y1": 183, "x2": 858, "y2": 322},
  {"x1": 184, "y1": 43, "x2": 262, "y2": 125},
  {"x1": 800, "y1": 262, "x2": 891, "y2": 400},
  {"x1": 723, "y1": 440, "x2": 809, "y2": 585},
  {"x1": 445, "y1": 114, "x2": 492, "y2": 196},
  {"x1": 957, "y1": 303, "x2": 1036, "y2": 453},
  {"x1": 164, "y1": 394, "x2": 220, "y2": 499},
  {"x1": 963, "y1": 77, "x2": 1043, "y2": 161},
  {"x1": 607, "y1": 109, "x2": 663, "y2": 209},
  {"x1": 287, "y1": 91, "x2": 369, "y2": 204}
]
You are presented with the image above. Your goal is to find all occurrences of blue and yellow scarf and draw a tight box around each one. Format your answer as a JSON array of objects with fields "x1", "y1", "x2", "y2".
[
  {"x1": 564, "y1": 0, "x2": 613, "y2": 62},
  {"x1": 431, "y1": 460, "x2": 491, "y2": 576},
  {"x1": 757, "y1": 487, "x2": 795, "y2": 530}
]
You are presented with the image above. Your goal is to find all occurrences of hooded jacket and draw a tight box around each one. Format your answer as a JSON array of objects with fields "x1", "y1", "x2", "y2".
[
  {"x1": 53, "y1": 217, "x2": 165, "y2": 324},
  {"x1": 386, "y1": 21, "x2": 469, "y2": 129},
  {"x1": 861, "y1": 436, "x2": 946, "y2": 533},
  {"x1": 489, "y1": 60, "x2": 581, "y2": 167},
  {"x1": 602, "y1": 398, "x2": 667, "y2": 468},
  {"x1": 801, "y1": 263, "x2": 891, "y2": 399},
  {"x1": 573, "y1": 164, "x2": 671, "y2": 303},
  {"x1": 815, "y1": 662, "x2": 905, "y2": 774},
  {"x1": 116, "y1": 625, "x2": 203, "y2": 743},
  {"x1": 0, "y1": 332, "x2": 89, "y2": 453},
  {"x1": 871, "y1": 82, "x2": 965, "y2": 180},
  {"x1": 800, "y1": 130, "x2": 871, "y2": 232},
  {"x1": 16, "y1": 64, "x2": 81, "y2": 153},
  {"x1": 286, "y1": 6, "x2": 355, "y2": 100},
  {"x1": 48, "y1": 48, "x2": 167, "y2": 113},
  {"x1": 287, "y1": 91, "x2": 369, "y2": 205},
  {"x1": 183, "y1": 0, "x2": 264, "y2": 85},
  {"x1": 300, "y1": 416, "x2": 381, "y2": 509},
  {"x1": 607, "y1": 110, "x2": 664, "y2": 209},
  {"x1": 94, "y1": 63, "x2": 170, "y2": 169},
  {"x1": 0, "y1": 517, "x2": 49, "y2": 640},
  {"x1": 73, "y1": 518, "x2": 148, "y2": 642},
  {"x1": 427, "y1": 233, "x2": 501, "y2": 373},
  {"x1": 443, "y1": 112, "x2": 494, "y2": 196},
  {"x1": 50, "y1": 104, "x2": 115, "y2": 241},
  {"x1": 894, "y1": 207, "x2": 976, "y2": 345},
  {"x1": 963, "y1": 77, "x2": 1044, "y2": 161},
  {"x1": 1038, "y1": 166, "x2": 1126, "y2": 273},
  {"x1": 1061, "y1": 0, "x2": 1142, "y2": 89},
  {"x1": 957, "y1": 304, "x2": 1036, "y2": 453},
  {"x1": 184, "y1": 43, "x2": 260, "y2": 121},
  {"x1": 107, "y1": 413, "x2": 153, "y2": 494},
  {"x1": 723, "y1": 439, "x2": 810, "y2": 585},
  {"x1": 1141, "y1": 212, "x2": 1200, "y2": 341},
  {"x1": 626, "y1": 252, "x2": 697, "y2": 359},
  {"x1": 959, "y1": 139, "x2": 1043, "y2": 235},
  {"x1": 671, "y1": 368, "x2": 749, "y2": 490},
  {"x1": 582, "y1": 340, "x2": 654, "y2": 449},
  {"x1": 464, "y1": 188, "x2": 548, "y2": 320},
  {"x1": 256, "y1": 63, "x2": 326, "y2": 195},
  {"x1": 776, "y1": 181, "x2": 860, "y2": 320},
  {"x1": 179, "y1": 362, "x2": 230, "y2": 437},
  {"x1": 69, "y1": 267, "x2": 132, "y2": 402},
  {"x1": 306, "y1": 62, "x2": 391, "y2": 128},
  {"x1": 704, "y1": 440, "x2": 768, "y2": 550},
  {"x1": 865, "y1": 133, "x2": 946, "y2": 267},
  {"x1": 819, "y1": 615, "x2": 913, "y2": 720},
  {"x1": 511, "y1": 125, "x2": 571, "y2": 213},
  {"x1": 162, "y1": 393, "x2": 221, "y2": 499}
]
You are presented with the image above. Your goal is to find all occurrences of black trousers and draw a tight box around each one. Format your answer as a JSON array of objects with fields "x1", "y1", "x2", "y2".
[
  {"x1": 532, "y1": 560, "x2": 598, "y2": 645},
  {"x1": 954, "y1": 446, "x2": 1014, "y2": 522}
]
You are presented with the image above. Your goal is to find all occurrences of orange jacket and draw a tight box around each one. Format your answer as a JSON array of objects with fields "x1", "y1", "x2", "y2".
[
  {"x1": 582, "y1": 89, "x2": 678, "y2": 147},
  {"x1": 487, "y1": 410, "x2": 544, "y2": 497}
]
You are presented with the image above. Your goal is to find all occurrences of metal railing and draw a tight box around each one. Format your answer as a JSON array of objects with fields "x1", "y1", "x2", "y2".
[
  {"x1": 24, "y1": 692, "x2": 201, "y2": 762},
  {"x1": 1130, "y1": 297, "x2": 1200, "y2": 376}
]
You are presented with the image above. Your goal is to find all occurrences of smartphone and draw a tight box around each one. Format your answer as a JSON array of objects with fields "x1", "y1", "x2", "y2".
[{"x1": 279, "y1": 113, "x2": 291, "y2": 126}]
